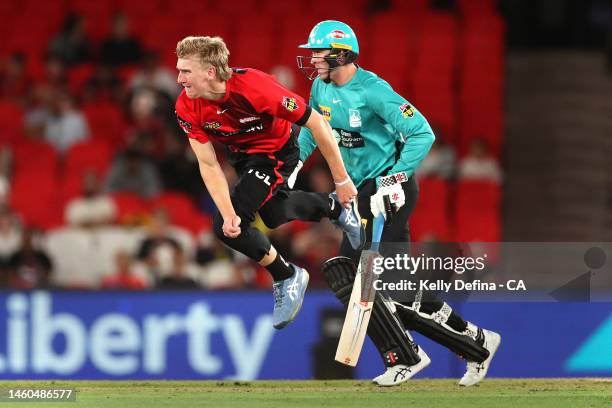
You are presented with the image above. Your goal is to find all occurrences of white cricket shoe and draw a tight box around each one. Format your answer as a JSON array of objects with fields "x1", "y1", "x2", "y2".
[
  {"x1": 372, "y1": 346, "x2": 431, "y2": 387},
  {"x1": 459, "y1": 329, "x2": 501, "y2": 387}
]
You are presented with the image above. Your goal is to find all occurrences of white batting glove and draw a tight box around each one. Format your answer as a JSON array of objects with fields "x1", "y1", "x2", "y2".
[
  {"x1": 370, "y1": 172, "x2": 408, "y2": 220},
  {"x1": 287, "y1": 160, "x2": 303, "y2": 189}
]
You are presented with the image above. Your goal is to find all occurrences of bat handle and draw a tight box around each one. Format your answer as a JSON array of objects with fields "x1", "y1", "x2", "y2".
[{"x1": 383, "y1": 195, "x2": 393, "y2": 226}]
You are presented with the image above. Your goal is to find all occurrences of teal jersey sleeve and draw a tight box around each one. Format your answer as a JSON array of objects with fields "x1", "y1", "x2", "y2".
[
  {"x1": 365, "y1": 79, "x2": 435, "y2": 178},
  {"x1": 297, "y1": 85, "x2": 319, "y2": 163}
]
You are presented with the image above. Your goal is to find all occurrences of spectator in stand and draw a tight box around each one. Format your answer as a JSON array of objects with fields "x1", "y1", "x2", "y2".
[
  {"x1": 65, "y1": 170, "x2": 117, "y2": 227},
  {"x1": 42, "y1": 56, "x2": 69, "y2": 93},
  {"x1": 0, "y1": 52, "x2": 30, "y2": 101},
  {"x1": 0, "y1": 149, "x2": 11, "y2": 207},
  {"x1": 82, "y1": 64, "x2": 124, "y2": 103},
  {"x1": 416, "y1": 128, "x2": 457, "y2": 180},
  {"x1": 100, "y1": 14, "x2": 143, "y2": 67},
  {"x1": 155, "y1": 246, "x2": 200, "y2": 289},
  {"x1": 130, "y1": 51, "x2": 181, "y2": 99},
  {"x1": 6, "y1": 228, "x2": 53, "y2": 290},
  {"x1": 0, "y1": 206, "x2": 23, "y2": 275},
  {"x1": 135, "y1": 208, "x2": 194, "y2": 279},
  {"x1": 157, "y1": 129, "x2": 202, "y2": 200},
  {"x1": 48, "y1": 14, "x2": 92, "y2": 66},
  {"x1": 24, "y1": 84, "x2": 56, "y2": 136},
  {"x1": 458, "y1": 138, "x2": 503, "y2": 183},
  {"x1": 45, "y1": 93, "x2": 90, "y2": 154},
  {"x1": 101, "y1": 250, "x2": 147, "y2": 289},
  {"x1": 195, "y1": 231, "x2": 250, "y2": 289},
  {"x1": 104, "y1": 148, "x2": 161, "y2": 198},
  {"x1": 123, "y1": 88, "x2": 166, "y2": 158}
]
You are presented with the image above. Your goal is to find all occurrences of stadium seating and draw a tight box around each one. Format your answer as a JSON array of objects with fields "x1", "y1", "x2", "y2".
[
  {"x1": 0, "y1": 0, "x2": 505, "y2": 290},
  {"x1": 454, "y1": 180, "x2": 501, "y2": 242},
  {"x1": 410, "y1": 177, "x2": 452, "y2": 241}
]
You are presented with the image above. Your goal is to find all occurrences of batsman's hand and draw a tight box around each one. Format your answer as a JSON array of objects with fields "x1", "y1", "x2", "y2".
[
  {"x1": 222, "y1": 214, "x2": 241, "y2": 238},
  {"x1": 335, "y1": 178, "x2": 358, "y2": 208},
  {"x1": 370, "y1": 172, "x2": 408, "y2": 220}
]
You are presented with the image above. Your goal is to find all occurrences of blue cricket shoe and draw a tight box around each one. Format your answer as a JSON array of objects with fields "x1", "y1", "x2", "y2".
[{"x1": 272, "y1": 264, "x2": 309, "y2": 329}]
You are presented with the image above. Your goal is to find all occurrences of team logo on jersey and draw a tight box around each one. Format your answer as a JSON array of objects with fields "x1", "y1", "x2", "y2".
[
  {"x1": 203, "y1": 121, "x2": 222, "y2": 130},
  {"x1": 176, "y1": 113, "x2": 192, "y2": 134},
  {"x1": 282, "y1": 96, "x2": 299, "y2": 112},
  {"x1": 399, "y1": 103, "x2": 415, "y2": 118},
  {"x1": 349, "y1": 109, "x2": 362, "y2": 127},
  {"x1": 319, "y1": 105, "x2": 331, "y2": 121}
]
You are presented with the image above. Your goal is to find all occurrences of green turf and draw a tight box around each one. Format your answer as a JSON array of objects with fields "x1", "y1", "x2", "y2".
[{"x1": 0, "y1": 379, "x2": 610, "y2": 408}]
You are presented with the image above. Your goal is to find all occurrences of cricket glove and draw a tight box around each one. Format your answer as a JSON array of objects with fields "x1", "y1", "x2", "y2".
[{"x1": 370, "y1": 172, "x2": 409, "y2": 220}]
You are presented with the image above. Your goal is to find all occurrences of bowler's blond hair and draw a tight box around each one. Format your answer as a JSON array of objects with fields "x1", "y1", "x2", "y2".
[{"x1": 176, "y1": 36, "x2": 232, "y2": 81}]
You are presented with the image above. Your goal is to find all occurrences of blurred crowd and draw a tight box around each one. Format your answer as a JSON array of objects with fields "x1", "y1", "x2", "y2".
[{"x1": 0, "y1": 1, "x2": 504, "y2": 291}]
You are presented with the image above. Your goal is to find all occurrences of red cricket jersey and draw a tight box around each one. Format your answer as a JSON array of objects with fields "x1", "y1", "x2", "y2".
[{"x1": 175, "y1": 68, "x2": 311, "y2": 154}]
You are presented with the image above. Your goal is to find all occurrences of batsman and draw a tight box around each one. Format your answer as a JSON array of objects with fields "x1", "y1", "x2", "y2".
[{"x1": 293, "y1": 20, "x2": 501, "y2": 386}]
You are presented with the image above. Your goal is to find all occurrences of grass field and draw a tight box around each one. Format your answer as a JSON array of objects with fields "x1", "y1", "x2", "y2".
[{"x1": 0, "y1": 379, "x2": 610, "y2": 407}]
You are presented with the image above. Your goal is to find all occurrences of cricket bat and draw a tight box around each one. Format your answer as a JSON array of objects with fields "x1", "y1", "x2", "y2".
[{"x1": 335, "y1": 212, "x2": 386, "y2": 366}]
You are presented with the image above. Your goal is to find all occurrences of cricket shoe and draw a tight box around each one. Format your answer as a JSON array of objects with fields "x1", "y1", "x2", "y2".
[
  {"x1": 272, "y1": 264, "x2": 309, "y2": 329},
  {"x1": 372, "y1": 346, "x2": 431, "y2": 387},
  {"x1": 459, "y1": 329, "x2": 501, "y2": 386},
  {"x1": 330, "y1": 192, "x2": 365, "y2": 250}
]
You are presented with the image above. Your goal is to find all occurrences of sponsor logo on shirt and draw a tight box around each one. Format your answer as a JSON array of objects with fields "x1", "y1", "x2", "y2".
[
  {"x1": 399, "y1": 103, "x2": 415, "y2": 118},
  {"x1": 176, "y1": 113, "x2": 192, "y2": 134},
  {"x1": 282, "y1": 96, "x2": 299, "y2": 112},
  {"x1": 333, "y1": 128, "x2": 365, "y2": 148},
  {"x1": 349, "y1": 109, "x2": 362, "y2": 127},
  {"x1": 203, "y1": 121, "x2": 222, "y2": 130},
  {"x1": 239, "y1": 116, "x2": 261, "y2": 123},
  {"x1": 319, "y1": 105, "x2": 331, "y2": 121}
]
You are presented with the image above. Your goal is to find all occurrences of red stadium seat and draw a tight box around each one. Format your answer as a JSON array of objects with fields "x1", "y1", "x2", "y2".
[
  {"x1": 213, "y1": 0, "x2": 258, "y2": 15},
  {"x1": 412, "y1": 82, "x2": 456, "y2": 141},
  {"x1": 110, "y1": 192, "x2": 150, "y2": 224},
  {"x1": 410, "y1": 177, "x2": 452, "y2": 241},
  {"x1": 10, "y1": 172, "x2": 62, "y2": 230},
  {"x1": 457, "y1": 0, "x2": 499, "y2": 16},
  {"x1": 150, "y1": 191, "x2": 200, "y2": 231},
  {"x1": 67, "y1": 64, "x2": 96, "y2": 95},
  {"x1": 82, "y1": 102, "x2": 127, "y2": 147},
  {"x1": 12, "y1": 139, "x2": 59, "y2": 178},
  {"x1": 454, "y1": 181, "x2": 501, "y2": 242},
  {"x1": 115, "y1": 0, "x2": 164, "y2": 20},
  {"x1": 231, "y1": 15, "x2": 277, "y2": 70},
  {"x1": 65, "y1": 139, "x2": 113, "y2": 176},
  {"x1": 0, "y1": 102, "x2": 24, "y2": 144},
  {"x1": 60, "y1": 139, "x2": 114, "y2": 203},
  {"x1": 390, "y1": 0, "x2": 431, "y2": 14}
]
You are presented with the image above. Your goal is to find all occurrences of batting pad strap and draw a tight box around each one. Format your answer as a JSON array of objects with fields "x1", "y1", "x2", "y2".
[
  {"x1": 432, "y1": 302, "x2": 452, "y2": 325},
  {"x1": 395, "y1": 302, "x2": 489, "y2": 363}
]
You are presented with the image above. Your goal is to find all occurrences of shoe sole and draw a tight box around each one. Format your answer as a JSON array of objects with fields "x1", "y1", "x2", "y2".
[
  {"x1": 459, "y1": 331, "x2": 501, "y2": 387},
  {"x1": 273, "y1": 269, "x2": 309, "y2": 330}
]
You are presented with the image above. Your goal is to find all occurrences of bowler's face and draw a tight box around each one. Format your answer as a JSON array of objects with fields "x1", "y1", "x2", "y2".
[{"x1": 176, "y1": 57, "x2": 210, "y2": 99}]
